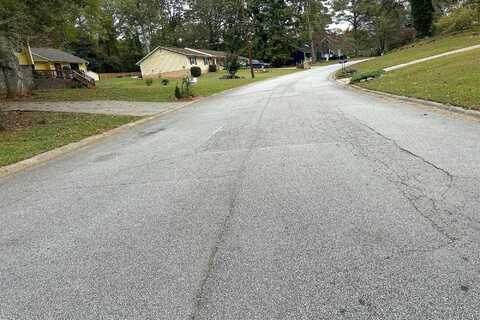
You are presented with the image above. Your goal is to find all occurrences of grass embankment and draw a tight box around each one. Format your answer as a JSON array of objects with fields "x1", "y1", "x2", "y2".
[
  {"x1": 360, "y1": 48, "x2": 480, "y2": 110},
  {"x1": 352, "y1": 30, "x2": 480, "y2": 74},
  {"x1": 30, "y1": 69, "x2": 301, "y2": 103},
  {"x1": 0, "y1": 111, "x2": 138, "y2": 166}
]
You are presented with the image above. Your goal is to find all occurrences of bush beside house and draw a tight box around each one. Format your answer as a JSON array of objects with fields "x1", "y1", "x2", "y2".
[{"x1": 191, "y1": 66, "x2": 202, "y2": 78}]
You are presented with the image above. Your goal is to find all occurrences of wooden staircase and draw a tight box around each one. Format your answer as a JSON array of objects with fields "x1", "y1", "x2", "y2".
[{"x1": 72, "y1": 71, "x2": 96, "y2": 88}]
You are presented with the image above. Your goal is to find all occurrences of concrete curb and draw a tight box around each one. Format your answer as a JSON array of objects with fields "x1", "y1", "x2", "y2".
[
  {"x1": 0, "y1": 100, "x2": 200, "y2": 179},
  {"x1": 0, "y1": 70, "x2": 306, "y2": 179},
  {"x1": 333, "y1": 75, "x2": 480, "y2": 120}
]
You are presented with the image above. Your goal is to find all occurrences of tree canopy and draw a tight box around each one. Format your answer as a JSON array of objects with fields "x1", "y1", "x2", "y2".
[{"x1": 1, "y1": 0, "x2": 476, "y2": 73}]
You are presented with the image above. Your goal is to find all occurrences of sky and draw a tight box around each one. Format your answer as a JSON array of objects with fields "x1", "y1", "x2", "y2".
[{"x1": 328, "y1": 21, "x2": 351, "y2": 31}]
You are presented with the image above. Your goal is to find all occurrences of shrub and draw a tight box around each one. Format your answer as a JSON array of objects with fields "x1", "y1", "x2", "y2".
[
  {"x1": 436, "y1": 7, "x2": 475, "y2": 34},
  {"x1": 225, "y1": 54, "x2": 240, "y2": 78},
  {"x1": 145, "y1": 79, "x2": 153, "y2": 86},
  {"x1": 161, "y1": 78, "x2": 170, "y2": 86},
  {"x1": 183, "y1": 76, "x2": 193, "y2": 97},
  {"x1": 191, "y1": 66, "x2": 202, "y2": 78},
  {"x1": 174, "y1": 83, "x2": 182, "y2": 99},
  {"x1": 173, "y1": 77, "x2": 194, "y2": 99},
  {"x1": 208, "y1": 64, "x2": 218, "y2": 72},
  {"x1": 350, "y1": 70, "x2": 385, "y2": 84}
]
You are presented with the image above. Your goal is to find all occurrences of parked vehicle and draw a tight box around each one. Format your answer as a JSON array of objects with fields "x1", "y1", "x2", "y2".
[{"x1": 250, "y1": 60, "x2": 271, "y2": 69}]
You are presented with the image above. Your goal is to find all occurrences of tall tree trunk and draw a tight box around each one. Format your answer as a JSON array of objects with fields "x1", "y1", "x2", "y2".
[
  {"x1": 0, "y1": 35, "x2": 30, "y2": 99},
  {"x1": 352, "y1": 14, "x2": 360, "y2": 56},
  {"x1": 310, "y1": 30, "x2": 316, "y2": 63}
]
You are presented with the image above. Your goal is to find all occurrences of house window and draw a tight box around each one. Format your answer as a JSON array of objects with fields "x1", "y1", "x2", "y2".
[
  {"x1": 189, "y1": 57, "x2": 197, "y2": 65},
  {"x1": 203, "y1": 58, "x2": 209, "y2": 65}
]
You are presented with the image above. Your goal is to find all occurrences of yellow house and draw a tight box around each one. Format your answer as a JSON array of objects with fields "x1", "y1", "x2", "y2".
[
  {"x1": 17, "y1": 47, "x2": 88, "y2": 74},
  {"x1": 136, "y1": 47, "x2": 228, "y2": 79},
  {"x1": 15, "y1": 47, "x2": 95, "y2": 88}
]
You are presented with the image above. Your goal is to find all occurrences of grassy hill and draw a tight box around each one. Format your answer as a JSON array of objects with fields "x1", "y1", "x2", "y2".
[
  {"x1": 349, "y1": 29, "x2": 480, "y2": 110},
  {"x1": 353, "y1": 30, "x2": 480, "y2": 73},
  {"x1": 361, "y1": 48, "x2": 480, "y2": 110}
]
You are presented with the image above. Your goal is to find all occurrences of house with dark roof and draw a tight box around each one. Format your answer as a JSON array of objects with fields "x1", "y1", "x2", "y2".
[
  {"x1": 136, "y1": 47, "x2": 230, "y2": 79},
  {"x1": 17, "y1": 47, "x2": 95, "y2": 88},
  {"x1": 18, "y1": 47, "x2": 89, "y2": 73}
]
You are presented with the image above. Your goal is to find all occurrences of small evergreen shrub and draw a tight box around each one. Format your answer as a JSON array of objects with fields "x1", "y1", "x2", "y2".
[
  {"x1": 161, "y1": 78, "x2": 170, "y2": 86},
  {"x1": 208, "y1": 64, "x2": 218, "y2": 72},
  {"x1": 190, "y1": 66, "x2": 202, "y2": 78},
  {"x1": 145, "y1": 79, "x2": 153, "y2": 86},
  {"x1": 173, "y1": 77, "x2": 194, "y2": 99},
  {"x1": 350, "y1": 70, "x2": 385, "y2": 83}
]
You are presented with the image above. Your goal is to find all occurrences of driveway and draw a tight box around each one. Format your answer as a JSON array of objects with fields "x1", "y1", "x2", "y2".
[
  {"x1": 2, "y1": 100, "x2": 191, "y2": 116},
  {"x1": 1, "y1": 65, "x2": 479, "y2": 319}
]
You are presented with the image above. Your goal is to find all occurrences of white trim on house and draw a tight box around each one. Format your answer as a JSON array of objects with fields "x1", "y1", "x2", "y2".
[{"x1": 185, "y1": 48, "x2": 213, "y2": 57}]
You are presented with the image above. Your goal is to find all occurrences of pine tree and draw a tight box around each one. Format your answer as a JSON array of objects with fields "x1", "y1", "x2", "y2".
[{"x1": 410, "y1": 0, "x2": 434, "y2": 37}]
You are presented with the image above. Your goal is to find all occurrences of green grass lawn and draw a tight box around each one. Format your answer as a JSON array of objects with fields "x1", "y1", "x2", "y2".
[
  {"x1": 0, "y1": 112, "x2": 138, "y2": 167},
  {"x1": 360, "y1": 48, "x2": 480, "y2": 110},
  {"x1": 30, "y1": 69, "x2": 301, "y2": 103},
  {"x1": 352, "y1": 30, "x2": 480, "y2": 73}
]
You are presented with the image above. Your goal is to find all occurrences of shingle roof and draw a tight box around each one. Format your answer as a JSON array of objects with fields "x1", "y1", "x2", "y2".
[
  {"x1": 194, "y1": 49, "x2": 228, "y2": 58},
  {"x1": 30, "y1": 48, "x2": 87, "y2": 64}
]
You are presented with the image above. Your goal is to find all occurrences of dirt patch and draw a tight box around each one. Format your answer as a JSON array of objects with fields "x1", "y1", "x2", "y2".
[{"x1": 0, "y1": 111, "x2": 42, "y2": 132}]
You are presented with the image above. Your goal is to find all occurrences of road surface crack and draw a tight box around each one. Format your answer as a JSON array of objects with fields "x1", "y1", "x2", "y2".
[
  {"x1": 190, "y1": 89, "x2": 274, "y2": 320},
  {"x1": 333, "y1": 108, "x2": 466, "y2": 243}
]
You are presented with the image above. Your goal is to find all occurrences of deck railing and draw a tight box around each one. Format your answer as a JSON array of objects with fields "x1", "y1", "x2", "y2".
[
  {"x1": 33, "y1": 70, "x2": 73, "y2": 79},
  {"x1": 33, "y1": 69, "x2": 95, "y2": 88}
]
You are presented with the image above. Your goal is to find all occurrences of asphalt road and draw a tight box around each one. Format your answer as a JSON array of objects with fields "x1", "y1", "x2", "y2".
[{"x1": 1, "y1": 65, "x2": 479, "y2": 319}]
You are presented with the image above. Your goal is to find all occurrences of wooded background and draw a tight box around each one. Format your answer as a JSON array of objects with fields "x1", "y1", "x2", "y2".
[{"x1": 1, "y1": 0, "x2": 479, "y2": 73}]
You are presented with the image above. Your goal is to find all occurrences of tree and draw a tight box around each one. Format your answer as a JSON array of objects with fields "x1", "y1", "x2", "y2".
[
  {"x1": 222, "y1": 0, "x2": 251, "y2": 53},
  {"x1": 410, "y1": 0, "x2": 435, "y2": 37},
  {"x1": 295, "y1": 0, "x2": 331, "y2": 63},
  {"x1": 332, "y1": 0, "x2": 370, "y2": 54},
  {"x1": 468, "y1": 0, "x2": 480, "y2": 23},
  {"x1": 249, "y1": 0, "x2": 298, "y2": 66},
  {"x1": 0, "y1": 0, "x2": 86, "y2": 99},
  {"x1": 364, "y1": 0, "x2": 412, "y2": 54},
  {"x1": 225, "y1": 54, "x2": 240, "y2": 77},
  {"x1": 0, "y1": 1, "x2": 27, "y2": 100},
  {"x1": 185, "y1": 0, "x2": 228, "y2": 50},
  {"x1": 0, "y1": 34, "x2": 30, "y2": 99}
]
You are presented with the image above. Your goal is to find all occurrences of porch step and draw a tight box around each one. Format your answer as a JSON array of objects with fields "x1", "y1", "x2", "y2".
[{"x1": 72, "y1": 71, "x2": 96, "y2": 88}]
